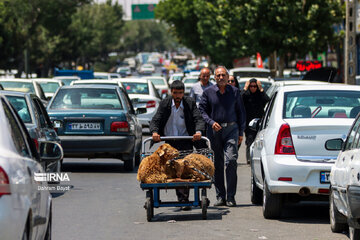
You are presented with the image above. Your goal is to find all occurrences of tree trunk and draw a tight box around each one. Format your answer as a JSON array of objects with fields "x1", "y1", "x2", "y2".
[
  {"x1": 278, "y1": 55, "x2": 285, "y2": 78},
  {"x1": 269, "y1": 51, "x2": 277, "y2": 78}
]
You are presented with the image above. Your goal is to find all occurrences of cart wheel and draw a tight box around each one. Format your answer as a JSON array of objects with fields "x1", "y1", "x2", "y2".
[
  {"x1": 145, "y1": 191, "x2": 154, "y2": 221},
  {"x1": 201, "y1": 196, "x2": 207, "y2": 220}
]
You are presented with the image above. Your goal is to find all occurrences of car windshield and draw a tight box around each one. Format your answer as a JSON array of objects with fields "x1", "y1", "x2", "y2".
[
  {"x1": 6, "y1": 96, "x2": 32, "y2": 123},
  {"x1": 172, "y1": 75, "x2": 183, "y2": 81},
  {"x1": 184, "y1": 78, "x2": 198, "y2": 83},
  {"x1": 50, "y1": 88, "x2": 123, "y2": 110},
  {"x1": 284, "y1": 90, "x2": 360, "y2": 119},
  {"x1": 143, "y1": 65, "x2": 153, "y2": 69},
  {"x1": 56, "y1": 78, "x2": 78, "y2": 86},
  {"x1": 122, "y1": 82, "x2": 149, "y2": 95},
  {"x1": 148, "y1": 78, "x2": 165, "y2": 86},
  {"x1": 1, "y1": 81, "x2": 35, "y2": 93},
  {"x1": 39, "y1": 82, "x2": 60, "y2": 93},
  {"x1": 94, "y1": 75, "x2": 108, "y2": 79},
  {"x1": 239, "y1": 81, "x2": 273, "y2": 92}
]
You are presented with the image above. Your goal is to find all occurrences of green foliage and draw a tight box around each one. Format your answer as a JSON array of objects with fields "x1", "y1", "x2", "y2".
[{"x1": 156, "y1": 0, "x2": 343, "y2": 67}]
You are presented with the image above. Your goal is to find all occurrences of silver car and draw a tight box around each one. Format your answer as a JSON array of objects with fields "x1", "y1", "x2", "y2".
[{"x1": 0, "y1": 94, "x2": 63, "y2": 240}]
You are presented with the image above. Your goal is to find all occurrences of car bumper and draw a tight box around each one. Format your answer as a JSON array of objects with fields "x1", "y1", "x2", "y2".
[
  {"x1": 347, "y1": 185, "x2": 360, "y2": 218},
  {"x1": 265, "y1": 155, "x2": 333, "y2": 195},
  {"x1": 59, "y1": 135, "x2": 135, "y2": 157}
]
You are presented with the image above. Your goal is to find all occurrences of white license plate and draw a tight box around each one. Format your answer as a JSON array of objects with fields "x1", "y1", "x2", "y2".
[
  {"x1": 320, "y1": 171, "x2": 330, "y2": 183},
  {"x1": 70, "y1": 122, "x2": 101, "y2": 130}
]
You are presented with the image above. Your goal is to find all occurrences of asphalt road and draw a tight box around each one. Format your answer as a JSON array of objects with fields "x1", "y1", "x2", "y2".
[{"x1": 52, "y1": 134, "x2": 348, "y2": 240}]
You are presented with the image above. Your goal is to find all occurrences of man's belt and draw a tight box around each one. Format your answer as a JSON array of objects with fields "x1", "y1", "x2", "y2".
[{"x1": 220, "y1": 122, "x2": 236, "y2": 128}]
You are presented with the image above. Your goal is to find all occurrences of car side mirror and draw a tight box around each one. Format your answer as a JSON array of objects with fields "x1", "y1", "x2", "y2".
[
  {"x1": 325, "y1": 138, "x2": 344, "y2": 151},
  {"x1": 39, "y1": 141, "x2": 64, "y2": 162},
  {"x1": 135, "y1": 108, "x2": 147, "y2": 115},
  {"x1": 248, "y1": 118, "x2": 261, "y2": 131}
]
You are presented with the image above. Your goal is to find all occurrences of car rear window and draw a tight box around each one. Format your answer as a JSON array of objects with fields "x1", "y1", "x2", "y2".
[
  {"x1": 284, "y1": 90, "x2": 360, "y2": 119},
  {"x1": 1, "y1": 81, "x2": 35, "y2": 93},
  {"x1": 183, "y1": 78, "x2": 198, "y2": 83},
  {"x1": 39, "y1": 82, "x2": 60, "y2": 93},
  {"x1": 49, "y1": 88, "x2": 123, "y2": 110},
  {"x1": 122, "y1": 82, "x2": 149, "y2": 95},
  {"x1": 6, "y1": 96, "x2": 32, "y2": 123}
]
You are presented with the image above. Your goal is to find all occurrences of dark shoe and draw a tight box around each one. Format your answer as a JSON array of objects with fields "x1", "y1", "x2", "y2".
[
  {"x1": 214, "y1": 198, "x2": 226, "y2": 207},
  {"x1": 226, "y1": 199, "x2": 236, "y2": 207}
]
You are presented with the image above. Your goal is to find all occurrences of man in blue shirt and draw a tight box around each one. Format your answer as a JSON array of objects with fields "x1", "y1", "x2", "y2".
[
  {"x1": 199, "y1": 66, "x2": 246, "y2": 207},
  {"x1": 189, "y1": 67, "x2": 213, "y2": 107}
]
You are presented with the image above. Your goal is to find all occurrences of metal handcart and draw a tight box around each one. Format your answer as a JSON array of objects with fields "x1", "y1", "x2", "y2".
[{"x1": 140, "y1": 136, "x2": 214, "y2": 221}]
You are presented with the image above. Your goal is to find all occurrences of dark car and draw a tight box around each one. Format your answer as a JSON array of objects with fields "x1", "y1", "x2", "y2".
[
  {"x1": 47, "y1": 85, "x2": 142, "y2": 171},
  {"x1": 2, "y1": 90, "x2": 62, "y2": 173}
]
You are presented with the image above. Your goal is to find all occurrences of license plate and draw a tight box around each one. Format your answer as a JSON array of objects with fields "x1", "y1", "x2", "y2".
[
  {"x1": 70, "y1": 122, "x2": 101, "y2": 130},
  {"x1": 320, "y1": 171, "x2": 330, "y2": 183}
]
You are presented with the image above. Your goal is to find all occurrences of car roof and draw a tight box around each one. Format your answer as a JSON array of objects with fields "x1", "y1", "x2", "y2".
[
  {"x1": 229, "y1": 67, "x2": 270, "y2": 73},
  {"x1": 281, "y1": 83, "x2": 360, "y2": 92},
  {"x1": 0, "y1": 78, "x2": 35, "y2": 82},
  {"x1": 60, "y1": 85, "x2": 120, "y2": 89},
  {"x1": 0, "y1": 90, "x2": 35, "y2": 97},
  {"x1": 118, "y1": 78, "x2": 149, "y2": 83},
  {"x1": 34, "y1": 78, "x2": 62, "y2": 83},
  {"x1": 141, "y1": 76, "x2": 166, "y2": 80}
]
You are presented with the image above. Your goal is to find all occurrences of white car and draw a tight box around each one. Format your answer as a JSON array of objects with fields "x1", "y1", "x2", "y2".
[
  {"x1": 182, "y1": 76, "x2": 199, "y2": 95},
  {"x1": 249, "y1": 83, "x2": 360, "y2": 219},
  {"x1": 142, "y1": 76, "x2": 170, "y2": 97},
  {"x1": 0, "y1": 94, "x2": 63, "y2": 240},
  {"x1": 139, "y1": 64, "x2": 155, "y2": 75},
  {"x1": 266, "y1": 80, "x2": 329, "y2": 98},
  {"x1": 53, "y1": 76, "x2": 81, "y2": 86},
  {"x1": 229, "y1": 67, "x2": 271, "y2": 79},
  {"x1": 35, "y1": 78, "x2": 64, "y2": 100},
  {"x1": 168, "y1": 73, "x2": 185, "y2": 84},
  {"x1": 94, "y1": 72, "x2": 111, "y2": 80},
  {"x1": 328, "y1": 112, "x2": 360, "y2": 239},
  {"x1": 118, "y1": 78, "x2": 161, "y2": 127},
  {"x1": 116, "y1": 67, "x2": 132, "y2": 77}
]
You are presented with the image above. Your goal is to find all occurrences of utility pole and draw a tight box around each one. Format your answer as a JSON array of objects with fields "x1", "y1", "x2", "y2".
[{"x1": 345, "y1": 0, "x2": 357, "y2": 84}]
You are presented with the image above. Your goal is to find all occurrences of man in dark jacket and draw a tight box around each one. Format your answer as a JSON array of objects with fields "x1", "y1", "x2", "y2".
[
  {"x1": 150, "y1": 80, "x2": 205, "y2": 209},
  {"x1": 242, "y1": 78, "x2": 270, "y2": 164}
]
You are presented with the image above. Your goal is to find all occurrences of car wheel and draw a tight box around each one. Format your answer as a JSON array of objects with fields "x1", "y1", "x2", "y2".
[
  {"x1": 349, "y1": 226, "x2": 360, "y2": 240},
  {"x1": 124, "y1": 155, "x2": 135, "y2": 171},
  {"x1": 262, "y1": 179, "x2": 282, "y2": 219},
  {"x1": 329, "y1": 189, "x2": 347, "y2": 233},
  {"x1": 251, "y1": 170, "x2": 262, "y2": 205},
  {"x1": 44, "y1": 207, "x2": 52, "y2": 240}
]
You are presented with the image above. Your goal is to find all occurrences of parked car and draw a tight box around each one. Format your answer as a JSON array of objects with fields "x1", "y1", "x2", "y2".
[
  {"x1": 142, "y1": 76, "x2": 170, "y2": 97},
  {"x1": 327, "y1": 112, "x2": 360, "y2": 239},
  {"x1": 0, "y1": 79, "x2": 48, "y2": 105},
  {"x1": 182, "y1": 76, "x2": 199, "y2": 95},
  {"x1": 109, "y1": 73, "x2": 122, "y2": 79},
  {"x1": 249, "y1": 83, "x2": 360, "y2": 219},
  {"x1": 168, "y1": 73, "x2": 185, "y2": 84},
  {"x1": 229, "y1": 67, "x2": 271, "y2": 79},
  {"x1": 118, "y1": 78, "x2": 161, "y2": 127},
  {"x1": 35, "y1": 78, "x2": 64, "y2": 100},
  {"x1": 0, "y1": 93, "x2": 63, "y2": 240},
  {"x1": 139, "y1": 63, "x2": 155, "y2": 75},
  {"x1": 53, "y1": 76, "x2": 81, "y2": 86},
  {"x1": 3, "y1": 90, "x2": 62, "y2": 173},
  {"x1": 47, "y1": 85, "x2": 142, "y2": 170}
]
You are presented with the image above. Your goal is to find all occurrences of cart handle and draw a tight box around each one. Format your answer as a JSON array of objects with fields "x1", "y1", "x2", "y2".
[{"x1": 141, "y1": 136, "x2": 211, "y2": 155}]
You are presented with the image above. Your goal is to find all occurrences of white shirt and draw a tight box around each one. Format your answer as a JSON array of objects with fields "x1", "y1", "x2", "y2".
[{"x1": 164, "y1": 99, "x2": 189, "y2": 136}]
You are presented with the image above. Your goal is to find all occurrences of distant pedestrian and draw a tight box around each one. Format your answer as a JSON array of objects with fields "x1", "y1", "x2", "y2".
[
  {"x1": 199, "y1": 66, "x2": 246, "y2": 207},
  {"x1": 242, "y1": 78, "x2": 270, "y2": 164},
  {"x1": 228, "y1": 75, "x2": 240, "y2": 89},
  {"x1": 189, "y1": 67, "x2": 213, "y2": 107}
]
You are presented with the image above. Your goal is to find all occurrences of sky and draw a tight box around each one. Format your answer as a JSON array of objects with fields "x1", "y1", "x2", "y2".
[{"x1": 94, "y1": 0, "x2": 160, "y2": 20}]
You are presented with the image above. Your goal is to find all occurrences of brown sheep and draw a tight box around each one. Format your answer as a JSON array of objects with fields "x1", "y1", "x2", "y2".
[
  {"x1": 169, "y1": 154, "x2": 214, "y2": 181},
  {"x1": 137, "y1": 143, "x2": 179, "y2": 183}
]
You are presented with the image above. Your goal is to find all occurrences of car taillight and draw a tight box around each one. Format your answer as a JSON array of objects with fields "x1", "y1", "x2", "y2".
[
  {"x1": 275, "y1": 123, "x2": 295, "y2": 155},
  {"x1": 33, "y1": 138, "x2": 39, "y2": 152},
  {"x1": 111, "y1": 122, "x2": 129, "y2": 132},
  {"x1": 0, "y1": 167, "x2": 10, "y2": 197},
  {"x1": 161, "y1": 89, "x2": 168, "y2": 94},
  {"x1": 146, "y1": 101, "x2": 156, "y2": 108}
]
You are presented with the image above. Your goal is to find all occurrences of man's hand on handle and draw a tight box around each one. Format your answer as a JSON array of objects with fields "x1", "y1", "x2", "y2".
[
  {"x1": 192, "y1": 132, "x2": 202, "y2": 141},
  {"x1": 152, "y1": 132, "x2": 161, "y2": 142},
  {"x1": 238, "y1": 136, "x2": 243, "y2": 144}
]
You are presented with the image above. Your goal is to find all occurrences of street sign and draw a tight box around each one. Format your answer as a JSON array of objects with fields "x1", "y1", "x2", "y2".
[{"x1": 132, "y1": 4, "x2": 156, "y2": 20}]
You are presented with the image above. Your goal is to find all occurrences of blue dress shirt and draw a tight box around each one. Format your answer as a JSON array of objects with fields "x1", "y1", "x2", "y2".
[{"x1": 199, "y1": 84, "x2": 246, "y2": 136}]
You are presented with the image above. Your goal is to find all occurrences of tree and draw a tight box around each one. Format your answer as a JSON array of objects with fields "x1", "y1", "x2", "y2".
[{"x1": 156, "y1": 0, "x2": 343, "y2": 69}]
